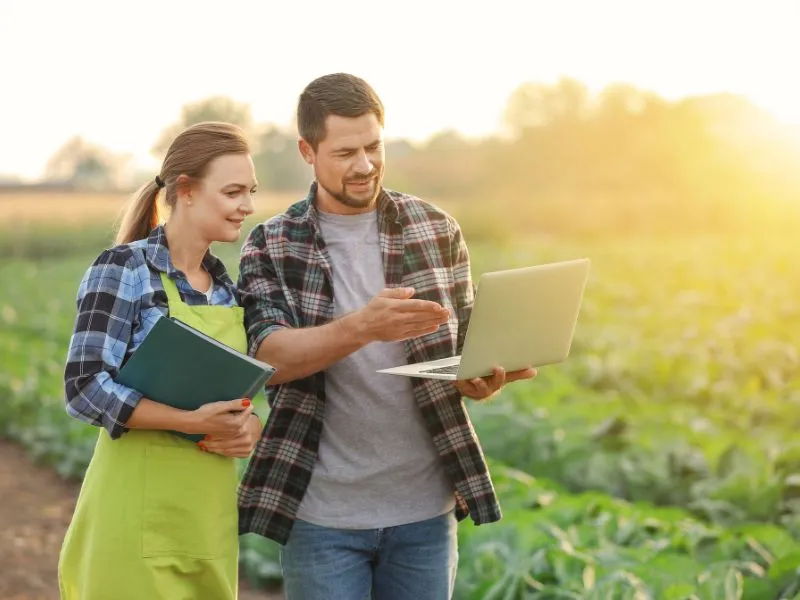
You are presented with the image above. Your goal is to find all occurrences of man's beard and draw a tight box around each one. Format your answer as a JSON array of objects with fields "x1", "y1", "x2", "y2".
[{"x1": 320, "y1": 174, "x2": 381, "y2": 210}]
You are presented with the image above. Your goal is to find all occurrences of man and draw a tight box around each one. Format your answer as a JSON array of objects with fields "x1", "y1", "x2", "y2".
[{"x1": 237, "y1": 73, "x2": 536, "y2": 599}]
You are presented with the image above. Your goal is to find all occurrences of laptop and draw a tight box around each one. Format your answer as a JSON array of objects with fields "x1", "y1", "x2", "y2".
[{"x1": 376, "y1": 258, "x2": 590, "y2": 381}]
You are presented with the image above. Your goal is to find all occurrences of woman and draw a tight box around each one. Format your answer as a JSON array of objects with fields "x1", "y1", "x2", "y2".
[{"x1": 58, "y1": 122, "x2": 263, "y2": 599}]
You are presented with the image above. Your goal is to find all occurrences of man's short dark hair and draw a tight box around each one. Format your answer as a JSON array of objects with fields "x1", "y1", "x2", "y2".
[{"x1": 297, "y1": 73, "x2": 385, "y2": 149}]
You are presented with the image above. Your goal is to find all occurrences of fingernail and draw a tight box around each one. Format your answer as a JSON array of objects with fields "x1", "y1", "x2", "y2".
[
  {"x1": 242, "y1": 399, "x2": 251, "y2": 407},
  {"x1": 198, "y1": 442, "x2": 206, "y2": 451}
]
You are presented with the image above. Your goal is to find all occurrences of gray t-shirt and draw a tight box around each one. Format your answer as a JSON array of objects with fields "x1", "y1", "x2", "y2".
[{"x1": 295, "y1": 209, "x2": 455, "y2": 528}]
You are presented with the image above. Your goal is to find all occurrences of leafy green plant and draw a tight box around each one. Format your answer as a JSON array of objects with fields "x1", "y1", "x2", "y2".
[{"x1": 456, "y1": 463, "x2": 800, "y2": 599}]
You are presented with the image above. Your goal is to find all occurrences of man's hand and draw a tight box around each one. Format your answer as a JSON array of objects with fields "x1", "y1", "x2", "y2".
[
  {"x1": 256, "y1": 287, "x2": 450, "y2": 386},
  {"x1": 350, "y1": 287, "x2": 450, "y2": 343},
  {"x1": 199, "y1": 413, "x2": 262, "y2": 458},
  {"x1": 454, "y1": 366, "x2": 537, "y2": 401}
]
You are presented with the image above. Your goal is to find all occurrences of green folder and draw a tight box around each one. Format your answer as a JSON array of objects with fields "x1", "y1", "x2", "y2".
[{"x1": 117, "y1": 316, "x2": 276, "y2": 442}]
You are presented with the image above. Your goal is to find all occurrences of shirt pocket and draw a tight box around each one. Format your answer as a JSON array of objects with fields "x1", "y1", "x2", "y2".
[{"x1": 141, "y1": 445, "x2": 238, "y2": 559}]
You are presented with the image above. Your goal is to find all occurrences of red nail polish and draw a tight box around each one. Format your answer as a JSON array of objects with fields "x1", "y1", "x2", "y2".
[{"x1": 242, "y1": 398, "x2": 251, "y2": 407}]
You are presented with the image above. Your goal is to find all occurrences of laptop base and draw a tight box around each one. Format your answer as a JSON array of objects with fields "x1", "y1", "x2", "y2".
[{"x1": 376, "y1": 356, "x2": 462, "y2": 381}]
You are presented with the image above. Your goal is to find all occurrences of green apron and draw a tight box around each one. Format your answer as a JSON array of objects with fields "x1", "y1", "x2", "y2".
[{"x1": 59, "y1": 272, "x2": 246, "y2": 600}]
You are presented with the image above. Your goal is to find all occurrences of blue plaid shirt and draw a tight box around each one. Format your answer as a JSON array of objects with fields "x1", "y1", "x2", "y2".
[{"x1": 63, "y1": 226, "x2": 238, "y2": 439}]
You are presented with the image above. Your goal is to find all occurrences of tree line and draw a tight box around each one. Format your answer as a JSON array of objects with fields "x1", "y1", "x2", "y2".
[{"x1": 42, "y1": 78, "x2": 800, "y2": 235}]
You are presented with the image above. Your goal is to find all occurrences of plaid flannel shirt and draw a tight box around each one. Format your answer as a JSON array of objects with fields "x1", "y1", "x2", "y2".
[
  {"x1": 63, "y1": 226, "x2": 238, "y2": 438},
  {"x1": 237, "y1": 183, "x2": 502, "y2": 544}
]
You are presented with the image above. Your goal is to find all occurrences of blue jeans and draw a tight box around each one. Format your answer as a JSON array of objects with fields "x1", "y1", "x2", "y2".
[{"x1": 279, "y1": 511, "x2": 459, "y2": 600}]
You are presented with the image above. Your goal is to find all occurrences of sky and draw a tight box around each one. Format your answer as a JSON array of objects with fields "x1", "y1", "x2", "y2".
[{"x1": 1, "y1": 0, "x2": 798, "y2": 180}]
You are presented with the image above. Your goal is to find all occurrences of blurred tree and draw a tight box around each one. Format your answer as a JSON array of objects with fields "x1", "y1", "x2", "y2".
[
  {"x1": 503, "y1": 77, "x2": 590, "y2": 136},
  {"x1": 424, "y1": 129, "x2": 468, "y2": 153},
  {"x1": 388, "y1": 130, "x2": 485, "y2": 198},
  {"x1": 252, "y1": 125, "x2": 309, "y2": 191},
  {"x1": 381, "y1": 139, "x2": 418, "y2": 192},
  {"x1": 385, "y1": 138, "x2": 415, "y2": 160},
  {"x1": 584, "y1": 84, "x2": 666, "y2": 189},
  {"x1": 498, "y1": 79, "x2": 592, "y2": 195},
  {"x1": 152, "y1": 97, "x2": 255, "y2": 158},
  {"x1": 44, "y1": 137, "x2": 129, "y2": 191},
  {"x1": 134, "y1": 81, "x2": 798, "y2": 234},
  {"x1": 594, "y1": 83, "x2": 659, "y2": 118}
]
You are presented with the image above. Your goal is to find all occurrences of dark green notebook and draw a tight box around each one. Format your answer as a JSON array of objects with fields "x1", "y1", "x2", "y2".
[{"x1": 117, "y1": 316, "x2": 276, "y2": 442}]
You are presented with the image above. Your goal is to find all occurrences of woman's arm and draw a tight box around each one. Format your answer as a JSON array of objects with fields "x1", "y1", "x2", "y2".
[
  {"x1": 64, "y1": 248, "x2": 149, "y2": 438},
  {"x1": 127, "y1": 397, "x2": 255, "y2": 439}
]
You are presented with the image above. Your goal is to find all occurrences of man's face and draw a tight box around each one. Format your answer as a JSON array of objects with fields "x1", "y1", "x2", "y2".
[{"x1": 300, "y1": 112, "x2": 385, "y2": 214}]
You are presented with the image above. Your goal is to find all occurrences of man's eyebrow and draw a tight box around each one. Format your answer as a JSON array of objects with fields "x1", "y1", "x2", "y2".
[{"x1": 332, "y1": 138, "x2": 382, "y2": 153}]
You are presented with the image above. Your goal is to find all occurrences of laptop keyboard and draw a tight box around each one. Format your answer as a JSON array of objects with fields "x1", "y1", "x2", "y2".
[{"x1": 420, "y1": 364, "x2": 461, "y2": 375}]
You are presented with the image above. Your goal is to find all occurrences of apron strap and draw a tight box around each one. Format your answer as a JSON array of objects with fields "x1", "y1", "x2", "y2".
[{"x1": 159, "y1": 272, "x2": 184, "y2": 312}]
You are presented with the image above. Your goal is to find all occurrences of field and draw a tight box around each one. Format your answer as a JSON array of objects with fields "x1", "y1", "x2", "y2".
[{"x1": 1, "y1": 192, "x2": 799, "y2": 598}]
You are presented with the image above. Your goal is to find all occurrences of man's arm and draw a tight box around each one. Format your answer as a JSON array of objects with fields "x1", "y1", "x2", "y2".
[
  {"x1": 256, "y1": 287, "x2": 449, "y2": 385},
  {"x1": 253, "y1": 312, "x2": 365, "y2": 385},
  {"x1": 238, "y1": 226, "x2": 449, "y2": 386}
]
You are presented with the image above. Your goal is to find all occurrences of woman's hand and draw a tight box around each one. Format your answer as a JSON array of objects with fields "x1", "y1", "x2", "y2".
[
  {"x1": 199, "y1": 413, "x2": 262, "y2": 458},
  {"x1": 183, "y1": 398, "x2": 254, "y2": 438}
]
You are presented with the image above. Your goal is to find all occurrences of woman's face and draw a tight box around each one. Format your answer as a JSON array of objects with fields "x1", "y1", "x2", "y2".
[{"x1": 182, "y1": 153, "x2": 257, "y2": 243}]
